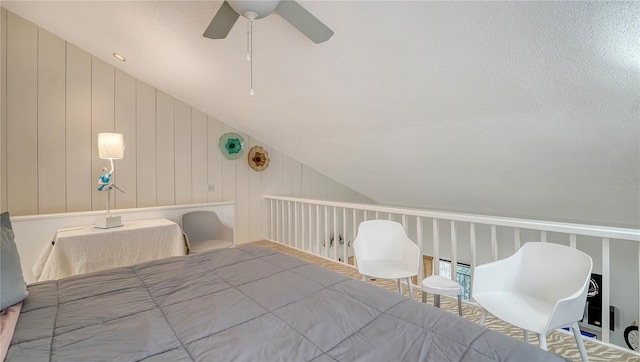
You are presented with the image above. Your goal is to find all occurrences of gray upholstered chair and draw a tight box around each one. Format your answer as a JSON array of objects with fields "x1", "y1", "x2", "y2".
[{"x1": 180, "y1": 211, "x2": 234, "y2": 254}]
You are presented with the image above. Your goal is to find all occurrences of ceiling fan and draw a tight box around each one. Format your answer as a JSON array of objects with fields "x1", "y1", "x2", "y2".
[{"x1": 203, "y1": 0, "x2": 334, "y2": 44}]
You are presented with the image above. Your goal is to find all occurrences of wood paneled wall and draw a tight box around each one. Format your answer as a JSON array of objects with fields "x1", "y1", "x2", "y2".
[{"x1": 0, "y1": 9, "x2": 372, "y2": 243}]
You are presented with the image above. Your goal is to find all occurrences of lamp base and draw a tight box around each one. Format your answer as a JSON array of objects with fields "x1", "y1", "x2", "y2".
[{"x1": 95, "y1": 215, "x2": 122, "y2": 229}]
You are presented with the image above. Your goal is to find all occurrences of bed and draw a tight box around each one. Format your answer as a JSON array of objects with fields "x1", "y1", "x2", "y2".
[{"x1": 3, "y1": 243, "x2": 564, "y2": 361}]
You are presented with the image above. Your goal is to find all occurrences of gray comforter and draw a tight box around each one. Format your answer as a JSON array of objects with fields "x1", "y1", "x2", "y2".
[{"x1": 7, "y1": 245, "x2": 563, "y2": 361}]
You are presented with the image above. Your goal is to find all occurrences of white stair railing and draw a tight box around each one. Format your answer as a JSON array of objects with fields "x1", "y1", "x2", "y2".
[{"x1": 264, "y1": 195, "x2": 640, "y2": 352}]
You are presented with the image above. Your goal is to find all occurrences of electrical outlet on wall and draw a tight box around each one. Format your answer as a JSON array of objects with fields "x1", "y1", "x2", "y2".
[{"x1": 208, "y1": 184, "x2": 215, "y2": 192}]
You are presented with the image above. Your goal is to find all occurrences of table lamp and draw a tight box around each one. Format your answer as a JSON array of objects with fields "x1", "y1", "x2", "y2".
[{"x1": 96, "y1": 133, "x2": 125, "y2": 228}]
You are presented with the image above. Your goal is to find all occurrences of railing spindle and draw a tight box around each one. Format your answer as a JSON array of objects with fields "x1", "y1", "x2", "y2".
[
  {"x1": 288, "y1": 201, "x2": 292, "y2": 246},
  {"x1": 402, "y1": 214, "x2": 408, "y2": 232},
  {"x1": 417, "y1": 217, "x2": 423, "y2": 279},
  {"x1": 316, "y1": 204, "x2": 320, "y2": 255},
  {"x1": 269, "y1": 199, "x2": 274, "y2": 240},
  {"x1": 433, "y1": 219, "x2": 440, "y2": 275},
  {"x1": 283, "y1": 200, "x2": 287, "y2": 243},
  {"x1": 333, "y1": 207, "x2": 338, "y2": 261},
  {"x1": 342, "y1": 207, "x2": 347, "y2": 264},
  {"x1": 352, "y1": 208, "x2": 357, "y2": 239},
  {"x1": 353, "y1": 209, "x2": 358, "y2": 267},
  {"x1": 307, "y1": 204, "x2": 313, "y2": 251},
  {"x1": 301, "y1": 202, "x2": 306, "y2": 251},
  {"x1": 569, "y1": 234, "x2": 576, "y2": 248},
  {"x1": 283, "y1": 202, "x2": 288, "y2": 244},
  {"x1": 602, "y1": 238, "x2": 610, "y2": 342},
  {"x1": 491, "y1": 225, "x2": 498, "y2": 261},
  {"x1": 541, "y1": 230, "x2": 547, "y2": 242},
  {"x1": 514, "y1": 228, "x2": 521, "y2": 251},
  {"x1": 281, "y1": 201, "x2": 286, "y2": 243},
  {"x1": 294, "y1": 202, "x2": 299, "y2": 249},
  {"x1": 282, "y1": 201, "x2": 286, "y2": 245},
  {"x1": 275, "y1": 200, "x2": 280, "y2": 242},
  {"x1": 470, "y1": 222, "x2": 477, "y2": 277},
  {"x1": 324, "y1": 206, "x2": 329, "y2": 258},
  {"x1": 451, "y1": 220, "x2": 458, "y2": 281}
]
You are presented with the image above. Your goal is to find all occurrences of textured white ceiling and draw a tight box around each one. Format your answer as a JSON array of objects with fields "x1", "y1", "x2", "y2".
[{"x1": 4, "y1": 1, "x2": 639, "y2": 227}]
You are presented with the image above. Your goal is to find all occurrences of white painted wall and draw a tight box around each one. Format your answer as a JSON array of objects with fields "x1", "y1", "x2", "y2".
[{"x1": 0, "y1": 9, "x2": 372, "y2": 242}]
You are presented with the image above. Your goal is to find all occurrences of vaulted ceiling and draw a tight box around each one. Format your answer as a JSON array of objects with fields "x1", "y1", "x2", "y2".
[{"x1": 4, "y1": 1, "x2": 639, "y2": 227}]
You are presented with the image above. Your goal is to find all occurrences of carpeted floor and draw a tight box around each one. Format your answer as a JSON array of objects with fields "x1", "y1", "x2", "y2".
[{"x1": 251, "y1": 240, "x2": 639, "y2": 362}]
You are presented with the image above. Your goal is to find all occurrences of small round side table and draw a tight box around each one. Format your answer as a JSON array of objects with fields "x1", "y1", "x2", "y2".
[{"x1": 421, "y1": 275, "x2": 463, "y2": 316}]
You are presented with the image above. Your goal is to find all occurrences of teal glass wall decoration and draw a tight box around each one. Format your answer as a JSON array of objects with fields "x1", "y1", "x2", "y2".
[{"x1": 219, "y1": 132, "x2": 245, "y2": 160}]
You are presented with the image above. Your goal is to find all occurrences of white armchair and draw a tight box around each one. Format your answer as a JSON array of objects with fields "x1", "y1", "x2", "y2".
[
  {"x1": 472, "y1": 242, "x2": 592, "y2": 362},
  {"x1": 353, "y1": 220, "x2": 420, "y2": 297}
]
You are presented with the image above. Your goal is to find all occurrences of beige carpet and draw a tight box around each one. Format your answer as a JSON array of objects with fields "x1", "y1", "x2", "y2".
[{"x1": 251, "y1": 240, "x2": 639, "y2": 362}]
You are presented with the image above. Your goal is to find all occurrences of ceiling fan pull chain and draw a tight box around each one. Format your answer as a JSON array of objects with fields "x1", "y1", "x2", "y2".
[
  {"x1": 246, "y1": 18, "x2": 251, "y2": 61},
  {"x1": 249, "y1": 18, "x2": 254, "y2": 96}
]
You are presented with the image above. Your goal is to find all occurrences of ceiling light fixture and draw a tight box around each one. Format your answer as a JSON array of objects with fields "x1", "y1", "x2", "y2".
[{"x1": 113, "y1": 53, "x2": 126, "y2": 62}]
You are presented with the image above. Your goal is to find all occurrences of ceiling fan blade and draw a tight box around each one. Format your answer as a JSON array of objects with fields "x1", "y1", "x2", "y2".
[
  {"x1": 203, "y1": 1, "x2": 240, "y2": 39},
  {"x1": 275, "y1": 1, "x2": 334, "y2": 44}
]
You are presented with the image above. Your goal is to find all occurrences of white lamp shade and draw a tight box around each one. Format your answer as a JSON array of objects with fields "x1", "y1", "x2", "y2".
[{"x1": 98, "y1": 133, "x2": 125, "y2": 159}]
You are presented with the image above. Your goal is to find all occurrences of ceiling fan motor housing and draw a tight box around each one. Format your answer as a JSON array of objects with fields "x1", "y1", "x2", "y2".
[{"x1": 228, "y1": 0, "x2": 282, "y2": 19}]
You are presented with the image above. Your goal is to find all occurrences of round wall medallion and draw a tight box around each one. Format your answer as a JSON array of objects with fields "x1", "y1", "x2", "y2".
[
  {"x1": 248, "y1": 145, "x2": 270, "y2": 171},
  {"x1": 219, "y1": 132, "x2": 245, "y2": 160}
]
